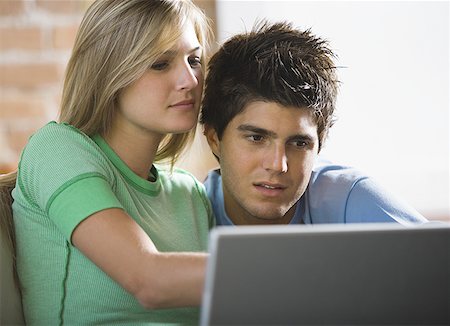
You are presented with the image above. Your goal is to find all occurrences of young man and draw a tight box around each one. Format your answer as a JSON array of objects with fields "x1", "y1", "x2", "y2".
[{"x1": 200, "y1": 22, "x2": 427, "y2": 226}]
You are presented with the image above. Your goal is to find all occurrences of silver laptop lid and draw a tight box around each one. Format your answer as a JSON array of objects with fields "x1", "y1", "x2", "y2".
[{"x1": 201, "y1": 223, "x2": 450, "y2": 325}]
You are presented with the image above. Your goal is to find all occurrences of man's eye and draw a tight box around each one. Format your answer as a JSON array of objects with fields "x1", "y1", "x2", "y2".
[
  {"x1": 151, "y1": 61, "x2": 169, "y2": 70},
  {"x1": 292, "y1": 140, "x2": 308, "y2": 147},
  {"x1": 188, "y1": 56, "x2": 201, "y2": 67},
  {"x1": 247, "y1": 135, "x2": 264, "y2": 142}
]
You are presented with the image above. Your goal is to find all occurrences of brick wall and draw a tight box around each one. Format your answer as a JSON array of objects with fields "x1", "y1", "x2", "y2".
[
  {"x1": 0, "y1": 0, "x2": 217, "y2": 178},
  {"x1": 0, "y1": 0, "x2": 91, "y2": 174}
]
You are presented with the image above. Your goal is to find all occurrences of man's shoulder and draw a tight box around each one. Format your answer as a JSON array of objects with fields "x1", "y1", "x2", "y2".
[
  {"x1": 310, "y1": 158, "x2": 367, "y2": 191},
  {"x1": 307, "y1": 158, "x2": 426, "y2": 224},
  {"x1": 204, "y1": 168, "x2": 221, "y2": 191},
  {"x1": 203, "y1": 168, "x2": 232, "y2": 225},
  {"x1": 203, "y1": 168, "x2": 222, "y2": 207}
]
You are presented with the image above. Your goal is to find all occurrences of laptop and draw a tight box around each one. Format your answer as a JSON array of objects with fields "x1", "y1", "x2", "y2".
[{"x1": 200, "y1": 223, "x2": 450, "y2": 325}]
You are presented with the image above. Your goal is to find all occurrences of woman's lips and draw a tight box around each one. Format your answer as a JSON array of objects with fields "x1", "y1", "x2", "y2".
[{"x1": 170, "y1": 99, "x2": 195, "y2": 109}]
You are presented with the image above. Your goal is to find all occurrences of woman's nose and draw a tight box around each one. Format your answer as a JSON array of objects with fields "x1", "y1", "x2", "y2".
[{"x1": 177, "y1": 62, "x2": 199, "y2": 90}]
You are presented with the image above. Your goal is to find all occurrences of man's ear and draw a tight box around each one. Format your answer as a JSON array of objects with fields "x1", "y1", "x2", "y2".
[{"x1": 203, "y1": 124, "x2": 220, "y2": 159}]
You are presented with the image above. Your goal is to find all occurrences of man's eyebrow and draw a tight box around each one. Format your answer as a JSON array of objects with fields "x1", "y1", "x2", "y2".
[
  {"x1": 237, "y1": 124, "x2": 276, "y2": 137},
  {"x1": 287, "y1": 134, "x2": 316, "y2": 143},
  {"x1": 237, "y1": 124, "x2": 316, "y2": 142}
]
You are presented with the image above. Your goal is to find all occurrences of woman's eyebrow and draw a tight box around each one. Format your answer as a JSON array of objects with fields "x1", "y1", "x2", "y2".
[
  {"x1": 189, "y1": 46, "x2": 202, "y2": 53},
  {"x1": 161, "y1": 46, "x2": 202, "y2": 57}
]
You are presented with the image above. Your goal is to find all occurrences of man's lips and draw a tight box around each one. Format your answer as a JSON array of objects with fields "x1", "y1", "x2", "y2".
[
  {"x1": 254, "y1": 182, "x2": 286, "y2": 189},
  {"x1": 253, "y1": 182, "x2": 287, "y2": 197}
]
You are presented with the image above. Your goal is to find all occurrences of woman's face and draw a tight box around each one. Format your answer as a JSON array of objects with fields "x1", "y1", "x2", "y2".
[{"x1": 116, "y1": 23, "x2": 203, "y2": 138}]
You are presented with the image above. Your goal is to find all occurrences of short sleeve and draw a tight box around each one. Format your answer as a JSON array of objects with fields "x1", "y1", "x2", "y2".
[
  {"x1": 48, "y1": 176, "x2": 123, "y2": 241},
  {"x1": 17, "y1": 122, "x2": 123, "y2": 241}
]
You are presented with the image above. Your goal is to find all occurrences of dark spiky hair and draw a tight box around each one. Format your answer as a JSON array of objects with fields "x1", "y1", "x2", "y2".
[{"x1": 200, "y1": 21, "x2": 339, "y2": 150}]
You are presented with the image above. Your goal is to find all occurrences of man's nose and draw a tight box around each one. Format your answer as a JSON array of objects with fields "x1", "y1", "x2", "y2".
[{"x1": 262, "y1": 145, "x2": 288, "y2": 173}]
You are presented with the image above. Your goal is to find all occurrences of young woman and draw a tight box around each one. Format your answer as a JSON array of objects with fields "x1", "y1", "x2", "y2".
[{"x1": 0, "y1": 0, "x2": 213, "y2": 324}]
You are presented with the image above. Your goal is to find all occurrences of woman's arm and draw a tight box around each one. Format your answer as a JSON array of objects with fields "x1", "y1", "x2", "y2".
[{"x1": 72, "y1": 208, "x2": 207, "y2": 309}]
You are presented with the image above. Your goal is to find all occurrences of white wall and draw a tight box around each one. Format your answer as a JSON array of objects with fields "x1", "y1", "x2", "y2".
[{"x1": 214, "y1": 0, "x2": 449, "y2": 220}]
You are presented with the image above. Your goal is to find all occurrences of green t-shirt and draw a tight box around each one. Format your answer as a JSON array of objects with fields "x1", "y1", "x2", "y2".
[{"x1": 12, "y1": 121, "x2": 214, "y2": 325}]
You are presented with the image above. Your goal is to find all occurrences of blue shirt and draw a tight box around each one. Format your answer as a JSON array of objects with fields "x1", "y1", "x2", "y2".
[{"x1": 204, "y1": 159, "x2": 427, "y2": 226}]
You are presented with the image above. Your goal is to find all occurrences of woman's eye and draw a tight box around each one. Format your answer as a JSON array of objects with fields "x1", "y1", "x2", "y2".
[
  {"x1": 188, "y1": 56, "x2": 201, "y2": 67},
  {"x1": 151, "y1": 61, "x2": 169, "y2": 70}
]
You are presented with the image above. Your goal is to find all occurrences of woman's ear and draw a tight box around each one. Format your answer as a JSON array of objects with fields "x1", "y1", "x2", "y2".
[{"x1": 203, "y1": 124, "x2": 220, "y2": 159}]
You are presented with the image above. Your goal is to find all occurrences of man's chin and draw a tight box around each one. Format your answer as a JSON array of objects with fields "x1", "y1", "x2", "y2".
[{"x1": 249, "y1": 209, "x2": 288, "y2": 221}]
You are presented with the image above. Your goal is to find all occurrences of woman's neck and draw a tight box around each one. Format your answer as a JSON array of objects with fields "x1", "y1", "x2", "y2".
[{"x1": 103, "y1": 123, "x2": 163, "y2": 180}]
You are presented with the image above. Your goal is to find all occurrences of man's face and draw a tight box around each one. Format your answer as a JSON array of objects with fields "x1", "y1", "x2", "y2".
[{"x1": 205, "y1": 101, "x2": 319, "y2": 225}]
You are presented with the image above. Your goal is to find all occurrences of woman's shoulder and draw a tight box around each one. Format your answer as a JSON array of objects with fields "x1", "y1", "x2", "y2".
[
  {"x1": 23, "y1": 121, "x2": 99, "y2": 157},
  {"x1": 156, "y1": 166, "x2": 205, "y2": 192},
  {"x1": 29, "y1": 121, "x2": 89, "y2": 144},
  {"x1": 19, "y1": 121, "x2": 108, "y2": 177}
]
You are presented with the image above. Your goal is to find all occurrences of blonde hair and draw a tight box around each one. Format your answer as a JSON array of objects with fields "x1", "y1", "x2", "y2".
[
  {"x1": 0, "y1": 170, "x2": 19, "y2": 288},
  {"x1": 0, "y1": 0, "x2": 211, "y2": 287},
  {"x1": 60, "y1": 0, "x2": 212, "y2": 164}
]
